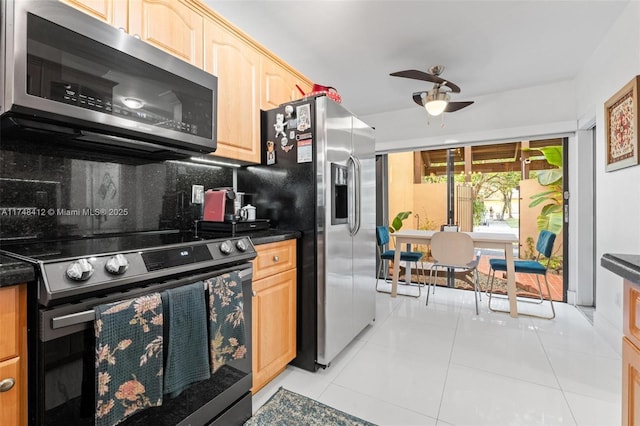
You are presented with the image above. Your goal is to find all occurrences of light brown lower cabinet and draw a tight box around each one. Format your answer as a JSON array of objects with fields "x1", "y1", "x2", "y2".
[
  {"x1": 623, "y1": 278, "x2": 640, "y2": 425},
  {"x1": 0, "y1": 284, "x2": 27, "y2": 426},
  {"x1": 251, "y1": 240, "x2": 296, "y2": 393}
]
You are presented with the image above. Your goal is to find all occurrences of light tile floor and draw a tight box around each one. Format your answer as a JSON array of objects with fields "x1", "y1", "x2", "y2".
[{"x1": 251, "y1": 286, "x2": 621, "y2": 426}]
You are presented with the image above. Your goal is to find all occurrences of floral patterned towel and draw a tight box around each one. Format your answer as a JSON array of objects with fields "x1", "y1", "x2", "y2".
[
  {"x1": 207, "y1": 271, "x2": 247, "y2": 372},
  {"x1": 161, "y1": 282, "x2": 210, "y2": 398},
  {"x1": 94, "y1": 294, "x2": 164, "y2": 426}
]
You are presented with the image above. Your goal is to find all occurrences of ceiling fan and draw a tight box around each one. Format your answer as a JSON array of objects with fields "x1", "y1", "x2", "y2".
[{"x1": 390, "y1": 65, "x2": 474, "y2": 116}]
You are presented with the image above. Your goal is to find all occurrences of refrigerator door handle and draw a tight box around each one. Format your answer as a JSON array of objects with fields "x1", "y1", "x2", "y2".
[{"x1": 348, "y1": 154, "x2": 362, "y2": 236}]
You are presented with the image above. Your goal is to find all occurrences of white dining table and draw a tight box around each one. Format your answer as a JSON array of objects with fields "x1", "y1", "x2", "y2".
[{"x1": 390, "y1": 229, "x2": 520, "y2": 318}]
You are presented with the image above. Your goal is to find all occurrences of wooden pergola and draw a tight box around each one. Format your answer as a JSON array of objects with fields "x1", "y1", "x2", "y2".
[{"x1": 414, "y1": 138, "x2": 562, "y2": 183}]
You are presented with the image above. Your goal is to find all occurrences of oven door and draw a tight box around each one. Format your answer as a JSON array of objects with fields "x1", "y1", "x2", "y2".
[{"x1": 31, "y1": 264, "x2": 252, "y2": 426}]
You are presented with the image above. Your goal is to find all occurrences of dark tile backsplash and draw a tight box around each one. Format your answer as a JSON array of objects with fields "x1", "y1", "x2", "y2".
[{"x1": 0, "y1": 137, "x2": 232, "y2": 241}]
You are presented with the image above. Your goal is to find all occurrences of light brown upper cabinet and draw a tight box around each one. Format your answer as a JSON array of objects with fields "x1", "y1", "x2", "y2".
[
  {"x1": 260, "y1": 55, "x2": 312, "y2": 111},
  {"x1": 60, "y1": 0, "x2": 128, "y2": 29},
  {"x1": 128, "y1": 0, "x2": 203, "y2": 68},
  {"x1": 62, "y1": 0, "x2": 203, "y2": 68},
  {"x1": 204, "y1": 19, "x2": 261, "y2": 164}
]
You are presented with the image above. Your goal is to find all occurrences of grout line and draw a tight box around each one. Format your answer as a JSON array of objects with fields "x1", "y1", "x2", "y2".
[
  {"x1": 532, "y1": 317, "x2": 580, "y2": 426},
  {"x1": 434, "y1": 306, "x2": 461, "y2": 423}
]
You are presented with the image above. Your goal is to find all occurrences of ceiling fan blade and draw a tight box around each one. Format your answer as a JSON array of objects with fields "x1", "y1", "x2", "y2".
[
  {"x1": 391, "y1": 70, "x2": 446, "y2": 85},
  {"x1": 412, "y1": 91, "x2": 425, "y2": 107},
  {"x1": 444, "y1": 101, "x2": 474, "y2": 113}
]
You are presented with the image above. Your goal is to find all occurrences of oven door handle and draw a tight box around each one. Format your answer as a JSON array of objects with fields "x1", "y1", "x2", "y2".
[
  {"x1": 41, "y1": 265, "x2": 253, "y2": 341},
  {"x1": 51, "y1": 310, "x2": 96, "y2": 329},
  {"x1": 49, "y1": 277, "x2": 214, "y2": 329}
]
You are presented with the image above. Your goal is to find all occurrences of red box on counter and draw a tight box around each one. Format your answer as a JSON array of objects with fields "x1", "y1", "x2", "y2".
[{"x1": 203, "y1": 190, "x2": 226, "y2": 222}]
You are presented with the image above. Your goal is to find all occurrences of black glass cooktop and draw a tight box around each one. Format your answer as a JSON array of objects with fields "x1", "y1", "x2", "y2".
[{"x1": 0, "y1": 230, "x2": 218, "y2": 262}]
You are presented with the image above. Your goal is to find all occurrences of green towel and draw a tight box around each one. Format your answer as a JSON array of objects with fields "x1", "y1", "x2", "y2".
[
  {"x1": 161, "y1": 282, "x2": 211, "y2": 398},
  {"x1": 207, "y1": 271, "x2": 247, "y2": 372},
  {"x1": 94, "y1": 293, "x2": 163, "y2": 426}
]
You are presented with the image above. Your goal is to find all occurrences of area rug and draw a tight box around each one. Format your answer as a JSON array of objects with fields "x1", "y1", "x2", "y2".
[{"x1": 244, "y1": 387, "x2": 376, "y2": 426}]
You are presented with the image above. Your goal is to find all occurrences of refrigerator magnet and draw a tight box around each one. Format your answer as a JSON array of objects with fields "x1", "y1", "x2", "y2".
[
  {"x1": 266, "y1": 140, "x2": 276, "y2": 165},
  {"x1": 274, "y1": 113, "x2": 286, "y2": 138},
  {"x1": 296, "y1": 104, "x2": 311, "y2": 131},
  {"x1": 297, "y1": 138, "x2": 312, "y2": 163},
  {"x1": 281, "y1": 137, "x2": 293, "y2": 152},
  {"x1": 284, "y1": 104, "x2": 294, "y2": 119}
]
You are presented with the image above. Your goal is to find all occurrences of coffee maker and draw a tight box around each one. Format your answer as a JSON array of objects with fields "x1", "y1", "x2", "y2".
[{"x1": 203, "y1": 188, "x2": 237, "y2": 222}]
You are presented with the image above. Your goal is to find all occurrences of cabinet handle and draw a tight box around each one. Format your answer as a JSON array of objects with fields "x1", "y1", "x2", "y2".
[
  {"x1": 0, "y1": 378, "x2": 15, "y2": 392},
  {"x1": 273, "y1": 256, "x2": 279, "y2": 262},
  {"x1": 252, "y1": 291, "x2": 257, "y2": 297}
]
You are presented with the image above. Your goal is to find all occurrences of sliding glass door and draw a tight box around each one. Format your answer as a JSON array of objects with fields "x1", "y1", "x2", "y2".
[{"x1": 387, "y1": 138, "x2": 567, "y2": 301}]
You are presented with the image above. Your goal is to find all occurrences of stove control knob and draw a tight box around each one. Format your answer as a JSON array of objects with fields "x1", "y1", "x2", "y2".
[
  {"x1": 219, "y1": 240, "x2": 233, "y2": 255},
  {"x1": 235, "y1": 239, "x2": 248, "y2": 252},
  {"x1": 105, "y1": 254, "x2": 129, "y2": 275},
  {"x1": 66, "y1": 258, "x2": 94, "y2": 281}
]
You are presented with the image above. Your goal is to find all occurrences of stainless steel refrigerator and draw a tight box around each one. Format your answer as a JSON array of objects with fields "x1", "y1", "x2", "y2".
[{"x1": 237, "y1": 95, "x2": 376, "y2": 371}]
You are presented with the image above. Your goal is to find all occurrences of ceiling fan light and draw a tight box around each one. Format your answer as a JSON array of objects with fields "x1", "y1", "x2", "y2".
[
  {"x1": 425, "y1": 100, "x2": 447, "y2": 116},
  {"x1": 424, "y1": 91, "x2": 449, "y2": 116}
]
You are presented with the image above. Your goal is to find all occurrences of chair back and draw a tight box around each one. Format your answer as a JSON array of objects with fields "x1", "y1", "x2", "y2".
[
  {"x1": 430, "y1": 231, "x2": 475, "y2": 267},
  {"x1": 376, "y1": 225, "x2": 390, "y2": 247},
  {"x1": 536, "y1": 230, "x2": 556, "y2": 259}
]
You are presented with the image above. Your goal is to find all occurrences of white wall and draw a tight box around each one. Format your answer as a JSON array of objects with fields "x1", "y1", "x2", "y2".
[{"x1": 574, "y1": 0, "x2": 640, "y2": 353}]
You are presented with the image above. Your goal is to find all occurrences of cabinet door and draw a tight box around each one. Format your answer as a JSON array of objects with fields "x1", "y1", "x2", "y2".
[
  {"x1": 128, "y1": 0, "x2": 203, "y2": 67},
  {"x1": 0, "y1": 287, "x2": 19, "y2": 361},
  {"x1": 623, "y1": 337, "x2": 640, "y2": 426},
  {"x1": 204, "y1": 19, "x2": 261, "y2": 164},
  {"x1": 60, "y1": 0, "x2": 128, "y2": 29},
  {"x1": 260, "y1": 56, "x2": 301, "y2": 110},
  {"x1": 0, "y1": 357, "x2": 20, "y2": 426},
  {"x1": 252, "y1": 269, "x2": 296, "y2": 392}
]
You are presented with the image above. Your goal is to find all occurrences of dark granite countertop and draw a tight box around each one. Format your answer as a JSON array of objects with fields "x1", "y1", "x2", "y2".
[
  {"x1": 0, "y1": 255, "x2": 35, "y2": 287},
  {"x1": 601, "y1": 253, "x2": 640, "y2": 284},
  {"x1": 245, "y1": 229, "x2": 300, "y2": 245}
]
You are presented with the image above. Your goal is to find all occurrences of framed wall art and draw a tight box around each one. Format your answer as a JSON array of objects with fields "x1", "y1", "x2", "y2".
[{"x1": 604, "y1": 75, "x2": 640, "y2": 172}]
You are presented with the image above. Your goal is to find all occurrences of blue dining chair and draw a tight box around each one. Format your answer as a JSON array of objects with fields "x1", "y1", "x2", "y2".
[
  {"x1": 487, "y1": 230, "x2": 556, "y2": 319},
  {"x1": 376, "y1": 225, "x2": 424, "y2": 298}
]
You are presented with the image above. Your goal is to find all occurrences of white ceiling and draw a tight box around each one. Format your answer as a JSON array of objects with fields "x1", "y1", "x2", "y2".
[{"x1": 206, "y1": 0, "x2": 628, "y2": 121}]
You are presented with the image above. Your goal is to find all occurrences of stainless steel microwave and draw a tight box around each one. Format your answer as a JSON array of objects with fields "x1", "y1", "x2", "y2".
[{"x1": 1, "y1": 0, "x2": 217, "y2": 159}]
